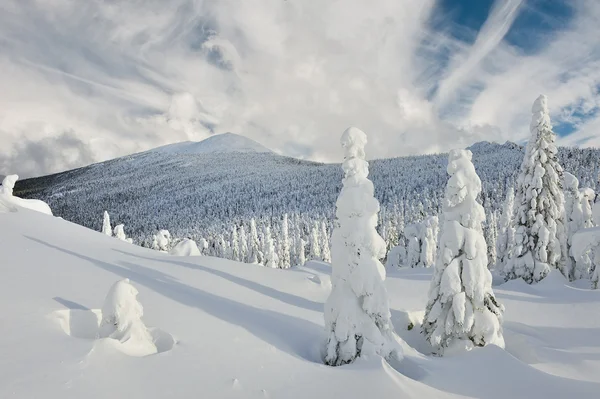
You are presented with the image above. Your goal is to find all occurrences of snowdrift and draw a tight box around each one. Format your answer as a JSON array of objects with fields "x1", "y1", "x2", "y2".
[{"x1": 1, "y1": 207, "x2": 599, "y2": 398}]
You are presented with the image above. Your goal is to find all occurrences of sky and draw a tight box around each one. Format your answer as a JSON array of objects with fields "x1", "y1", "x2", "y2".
[{"x1": 1, "y1": 0, "x2": 599, "y2": 178}]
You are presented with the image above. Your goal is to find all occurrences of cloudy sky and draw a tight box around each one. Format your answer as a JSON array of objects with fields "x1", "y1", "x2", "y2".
[{"x1": 1, "y1": 0, "x2": 599, "y2": 177}]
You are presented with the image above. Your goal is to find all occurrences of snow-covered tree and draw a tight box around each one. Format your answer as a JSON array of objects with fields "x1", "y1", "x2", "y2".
[
  {"x1": 198, "y1": 237, "x2": 209, "y2": 255},
  {"x1": 486, "y1": 211, "x2": 498, "y2": 268},
  {"x1": 0, "y1": 174, "x2": 17, "y2": 196},
  {"x1": 324, "y1": 127, "x2": 401, "y2": 366},
  {"x1": 505, "y1": 95, "x2": 567, "y2": 283},
  {"x1": 280, "y1": 214, "x2": 291, "y2": 268},
  {"x1": 102, "y1": 211, "x2": 112, "y2": 237},
  {"x1": 565, "y1": 172, "x2": 596, "y2": 280},
  {"x1": 296, "y1": 237, "x2": 306, "y2": 266},
  {"x1": 239, "y1": 225, "x2": 249, "y2": 262},
  {"x1": 422, "y1": 149, "x2": 504, "y2": 355},
  {"x1": 320, "y1": 220, "x2": 331, "y2": 263},
  {"x1": 114, "y1": 224, "x2": 133, "y2": 243},
  {"x1": 309, "y1": 221, "x2": 321, "y2": 260},
  {"x1": 248, "y1": 218, "x2": 262, "y2": 264},
  {"x1": 152, "y1": 229, "x2": 171, "y2": 251},
  {"x1": 262, "y1": 225, "x2": 279, "y2": 268},
  {"x1": 420, "y1": 216, "x2": 439, "y2": 268},
  {"x1": 496, "y1": 187, "x2": 515, "y2": 269},
  {"x1": 231, "y1": 225, "x2": 240, "y2": 261},
  {"x1": 169, "y1": 238, "x2": 201, "y2": 256},
  {"x1": 404, "y1": 223, "x2": 421, "y2": 268},
  {"x1": 98, "y1": 279, "x2": 157, "y2": 356}
]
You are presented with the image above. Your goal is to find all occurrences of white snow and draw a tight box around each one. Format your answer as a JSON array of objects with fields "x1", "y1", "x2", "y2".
[
  {"x1": 1, "y1": 200, "x2": 600, "y2": 398},
  {"x1": 0, "y1": 174, "x2": 53, "y2": 215},
  {"x1": 98, "y1": 279, "x2": 158, "y2": 357},
  {"x1": 169, "y1": 238, "x2": 201, "y2": 256},
  {"x1": 151, "y1": 132, "x2": 272, "y2": 155}
]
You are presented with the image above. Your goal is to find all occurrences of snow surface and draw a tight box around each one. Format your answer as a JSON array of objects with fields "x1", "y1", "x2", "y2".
[
  {"x1": 151, "y1": 132, "x2": 272, "y2": 155},
  {"x1": 1, "y1": 207, "x2": 600, "y2": 398}
]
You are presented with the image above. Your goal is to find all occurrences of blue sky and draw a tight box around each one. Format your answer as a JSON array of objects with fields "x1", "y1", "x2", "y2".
[{"x1": 0, "y1": 0, "x2": 599, "y2": 177}]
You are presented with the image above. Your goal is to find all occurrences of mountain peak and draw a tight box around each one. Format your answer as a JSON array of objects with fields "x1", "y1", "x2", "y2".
[{"x1": 152, "y1": 133, "x2": 273, "y2": 155}]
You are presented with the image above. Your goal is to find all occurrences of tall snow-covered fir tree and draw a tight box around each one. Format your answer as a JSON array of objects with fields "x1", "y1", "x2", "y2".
[
  {"x1": 239, "y1": 225, "x2": 249, "y2": 263},
  {"x1": 422, "y1": 149, "x2": 504, "y2": 355},
  {"x1": 248, "y1": 218, "x2": 262, "y2": 264},
  {"x1": 231, "y1": 225, "x2": 240, "y2": 261},
  {"x1": 262, "y1": 225, "x2": 279, "y2": 268},
  {"x1": 496, "y1": 187, "x2": 515, "y2": 269},
  {"x1": 505, "y1": 95, "x2": 567, "y2": 283},
  {"x1": 320, "y1": 220, "x2": 331, "y2": 263},
  {"x1": 309, "y1": 221, "x2": 322, "y2": 261},
  {"x1": 280, "y1": 214, "x2": 291, "y2": 268},
  {"x1": 102, "y1": 211, "x2": 112, "y2": 237},
  {"x1": 324, "y1": 127, "x2": 401, "y2": 366}
]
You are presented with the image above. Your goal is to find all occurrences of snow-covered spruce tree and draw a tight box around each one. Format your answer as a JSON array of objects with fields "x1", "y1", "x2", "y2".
[
  {"x1": 262, "y1": 225, "x2": 279, "y2": 268},
  {"x1": 231, "y1": 225, "x2": 240, "y2": 261},
  {"x1": 420, "y1": 216, "x2": 439, "y2": 268},
  {"x1": 198, "y1": 237, "x2": 208, "y2": 255},
  {"x1": 102, "y1": 211, "x2": 112, "y2": 237},
  {"x1": 280, "y1": 214, "x2": 291, "y2": 268},
  {"x1": 297, "y1": 237, "x2": 307, "y2": 266},
  {"x1": 99, "y1": 279, "x2": 157, "y2": 355},
  {"x1": 114, "y1": 224, "x2": 133, "y2": 243},
  {"x1": 486, "y1": 211, "x2": 498, "y2": 268},
  {"x1": 324, "y1": 127, "x2": 401, "y2": 366},
  {"x1": 309, "y1": 221, "x2": 322, "y2": 260},
  {"x1": 505, "y1": 95, "x2": 567, "y2": 283},
  {"x1": 496, "y1": 187, "x2": 515, "y2": 269},
  {"x1": 320, "y1": 220, "x2": 331, "y2": 263},
  {"x1": 152, "y1": 229, "x2": 171, "y2": 252},
  {"x1": 239, "y1": 225, "x2": 249, "y2": 262},
  {"x1": 248, "y1": 219, "x2": 261, "y2": 263},
  {"x1": 565, "y1": 172, "x2": 596, "y2": 280},
  {"x1": 404, "y1": 223, "x2": 421, "y2": 268},
  {"x1": 422, "y1": 149, "x2": 504, "y2": 355}
]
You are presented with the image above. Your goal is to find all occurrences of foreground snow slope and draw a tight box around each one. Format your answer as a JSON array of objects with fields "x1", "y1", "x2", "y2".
[{"x1": 1, "y1": 208, "x2": 599, "y2": 398}]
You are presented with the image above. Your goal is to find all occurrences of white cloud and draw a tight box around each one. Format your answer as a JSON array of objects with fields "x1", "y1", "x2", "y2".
[{"x1": 0, "y1": 0, "x2": 599, "y2": 177}]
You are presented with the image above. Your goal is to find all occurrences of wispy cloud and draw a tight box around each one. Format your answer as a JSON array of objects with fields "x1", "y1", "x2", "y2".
[{"x1": 0, "y1": 0, "x2": 598, "y2": 177}]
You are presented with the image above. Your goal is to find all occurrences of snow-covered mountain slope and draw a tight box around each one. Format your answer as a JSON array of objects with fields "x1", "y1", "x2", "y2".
[
  {"x1": 14, "y1": 141, "x2": 600, "y2": 246},
  {"x1": 151, "y1": 132, "x2": 272, "y2": 155},
  {"x1": 2, "y1": 201, "x2": 600, "y2": 398}
]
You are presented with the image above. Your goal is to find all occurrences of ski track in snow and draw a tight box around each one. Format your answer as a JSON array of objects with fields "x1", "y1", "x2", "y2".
[{"x1": 1, "y1": 206, "x2": 599, "y2": 398}]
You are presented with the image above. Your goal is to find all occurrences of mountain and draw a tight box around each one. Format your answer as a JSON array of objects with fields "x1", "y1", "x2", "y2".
[
  {"x1": 13, "y1": 141, "x2": 600, "y2": 248},
  {"x1": 151, "y1": 132, "x2": 273, "y2": 155},
  {"x1": 2, "y1": 196, "x2": 600, "y2": 399}
]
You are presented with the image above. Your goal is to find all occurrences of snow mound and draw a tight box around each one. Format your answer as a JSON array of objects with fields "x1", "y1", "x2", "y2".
[
  {"x1": 52, "y1": 308, "x2": 175, "y2": 355},
  {"x1": 151, "y1": 132, "x2": 272, "y2": 155},
  {"x1": 0, "y1": 174, "x2": 52, "y2": 215},
  {"x1": 98, "y1": 279, "x2": 158, "y2": 356},
  {"x1": 170, "y1": 238, "x2": 201, "y2": 256}
]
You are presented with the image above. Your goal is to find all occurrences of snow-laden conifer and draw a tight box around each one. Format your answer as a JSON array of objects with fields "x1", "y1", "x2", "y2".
[
  {"x1": 99, "y1": 279, "x2": 156, "y2": 356},
  {"x1": 496, "y1": 187, "x2": 515, "y2": 269},
  {"x1": 152, "y1": 229, "x2": 171, "y2": 251},
  {"x1": 422, "y1": 149, "x2": 504, "y2": 355},
  {"x1": 262, "y1": 225, "x2": 279, "y2": 268},
  {"x1": 320, "y1": 220, "x2": 331, "y2": 263},
  {"x1": 280, "y1": 214, "x2": 291, "y2": 268},
  {"x1": 239, "y1": 225, "x2": 249, "y2": 262},
  {"x1": 505, "y1": 95, "x2": 567, "y2": 283},
  {"x1": 310, "y1": 221, "x2": 321, "y2": 260},
  {"x1": 231, "y1": 225, "x2": 240, "y2": 261},
  {"x1": 248, "y1": 218, "x2": 262, "y2": 264},
  {"x1": 102, "y1": 211, "x2": 112, "y2": 237},
  {"x1": 324, "y1": 127, "x2": 401, "y2": 366}
]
